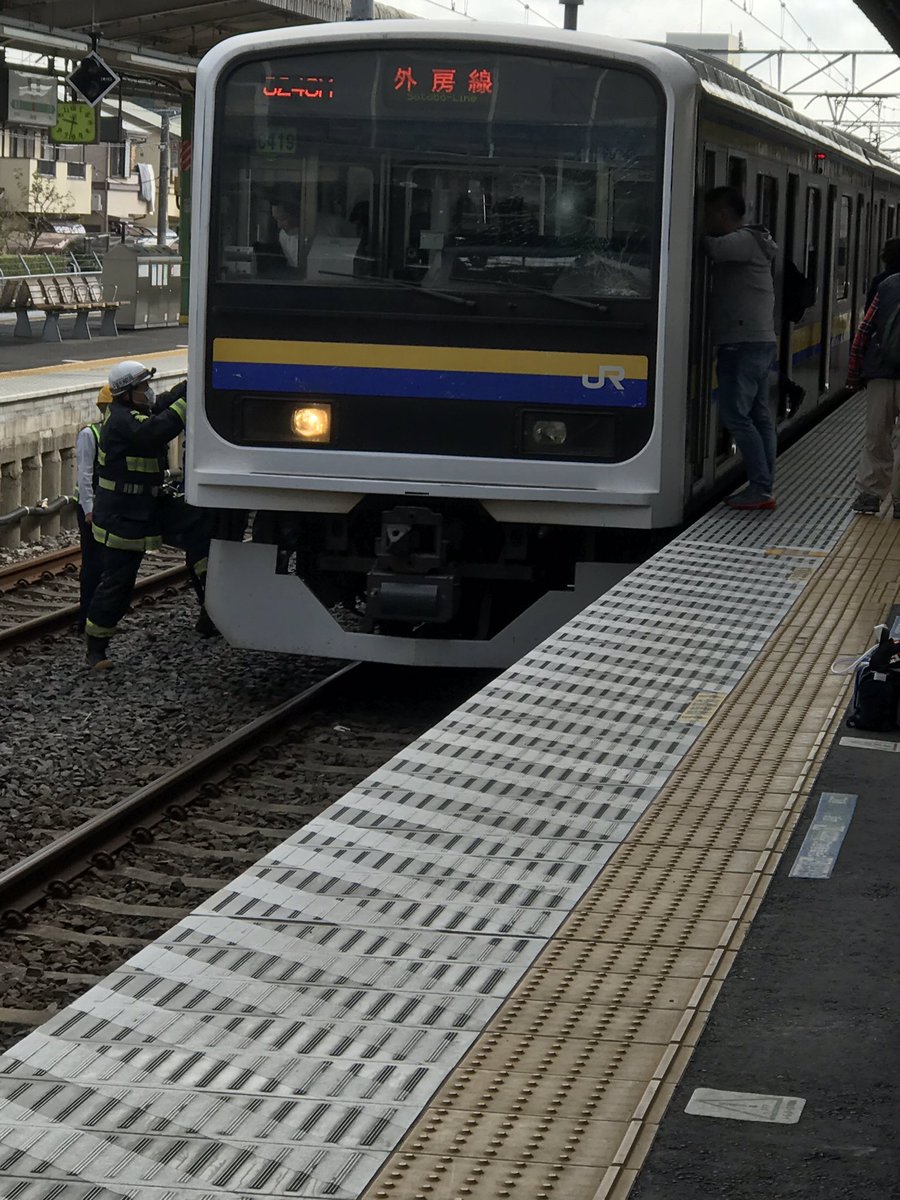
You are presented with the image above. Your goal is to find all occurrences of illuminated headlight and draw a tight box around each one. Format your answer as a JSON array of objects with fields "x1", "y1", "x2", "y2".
[
  {"x1": 530, "y1": 419, "x2": 567, "y2": 446},
  {"x1": 291, "y1": 404, "x2": 332, "y2": 443}
]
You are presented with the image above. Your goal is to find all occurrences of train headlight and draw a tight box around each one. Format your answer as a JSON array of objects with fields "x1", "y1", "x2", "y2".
[
  {"x1": 530, "y1": 419, "x2": 568, "y2": 446},
  {"x1": 520, "y1": 409, "x2": 618, "y2": 458},
  {"x1": 291, "y1": 404, "x2": 332, "y2": 443}
]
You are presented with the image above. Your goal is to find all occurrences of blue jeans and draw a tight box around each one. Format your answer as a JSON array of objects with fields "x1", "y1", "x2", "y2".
[{"x1": 716, "y1": 342, "x2": 777, "y2": 496}]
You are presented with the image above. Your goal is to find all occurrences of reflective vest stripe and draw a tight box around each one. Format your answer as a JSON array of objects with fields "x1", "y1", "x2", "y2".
[
  {"x1": 85, "y1": 619, "x2": 117, "y2": 638},
  {"x1": 97, "y1": 478, "x2": 160, "y2": 495},
  {"x1": 126, "y1": 455, "x2": 162, "y2": 474},
  {"x1": 91, "y1": 521, "x2": 163, "y2": 553}
]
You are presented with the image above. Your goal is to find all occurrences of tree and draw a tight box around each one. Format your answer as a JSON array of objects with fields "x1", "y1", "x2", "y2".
[
  {"x1": 12, "y1": 168, "x2": 75, "y2": 252},
  {"x1": 0, "y1": 189, "x2": 25, "y2": 254}
]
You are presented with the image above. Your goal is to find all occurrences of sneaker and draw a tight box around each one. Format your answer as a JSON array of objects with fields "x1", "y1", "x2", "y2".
[
  {"x1": 725, "y1": 492, "x2": 777, "y2": 511},
  {"x1": 85, "y1": 635, "x2": 112, "y2": 670},
  {"x1": 851, "y1": 492, "x2": 881, "y2": 514}
]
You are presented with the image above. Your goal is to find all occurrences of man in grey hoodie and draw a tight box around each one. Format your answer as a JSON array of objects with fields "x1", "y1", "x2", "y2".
[{"x1": 704, "y1": 186, "x2": 779, "y2": 510}]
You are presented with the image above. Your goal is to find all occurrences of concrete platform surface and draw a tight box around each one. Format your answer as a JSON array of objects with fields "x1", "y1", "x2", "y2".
[
  {"x1": 0, "y1": 321, "x2": 188, "y2": 398},
  {"x1": 0, "y1": 344, "x2": 188, "y2": 403},
  {"x1": 630, "y1": 688, "x2": 900, "y2": 1199}
]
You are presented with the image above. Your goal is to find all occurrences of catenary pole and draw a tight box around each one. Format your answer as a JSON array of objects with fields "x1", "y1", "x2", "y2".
[
  {"x1": 559, "y1": 0, "x2": 583, "y2": 30},
  {"x1": 156, "y1": 109, "x2": 170, "y2": 248}
]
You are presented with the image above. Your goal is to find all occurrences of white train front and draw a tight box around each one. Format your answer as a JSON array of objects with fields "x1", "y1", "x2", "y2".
[{"x1": 186, "y1": 21, "x2": 900, "y2": 666}]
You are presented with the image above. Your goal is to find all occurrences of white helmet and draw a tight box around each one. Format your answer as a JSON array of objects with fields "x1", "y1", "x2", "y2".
[{"x1": 108, "y1": 360, "x2": 156, "y2": 396}]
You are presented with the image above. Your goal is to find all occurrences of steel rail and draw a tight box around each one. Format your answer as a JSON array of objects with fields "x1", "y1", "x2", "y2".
[
  {"x1": 0, "y1": 661, "x2": 363, "y2": 926},
  {"x1": 0, "y1": 564, "x2": 189, "y2": 650},
  {"x1": 0, "y1": 546, "x2": 81, "y2": 593}
]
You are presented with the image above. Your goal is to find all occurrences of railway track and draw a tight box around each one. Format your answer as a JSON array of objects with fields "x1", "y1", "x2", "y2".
[
  {"x1": 0, "y1": 545, "x2": 81, "y2": 593},
  {"x1": 0, "y1": 545, "x2": 189, "y2": 649},
  {"x1": 0, "y1": 662, "x2": 487, "y2": 1048}
]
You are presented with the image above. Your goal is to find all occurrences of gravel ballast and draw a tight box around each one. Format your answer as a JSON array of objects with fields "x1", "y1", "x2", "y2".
[{"x1": 0, "y1": 588, "x2": 339, "y2": 870}]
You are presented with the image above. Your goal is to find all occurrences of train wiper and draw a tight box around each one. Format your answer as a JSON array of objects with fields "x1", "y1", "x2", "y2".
[
  {"x1": 318, "y1": 271, "x2": 476, "y2": 309},
  {"x1": 477, "y1": 280, "x2": 608, "y2": 313}
]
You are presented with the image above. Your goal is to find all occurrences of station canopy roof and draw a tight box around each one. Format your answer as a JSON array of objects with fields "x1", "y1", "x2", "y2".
[
  {"x1": 855, "y1": 0, "x2": 900, "y2": 51},
  {"x1": 0, "y1": 1, "x2": 408, "y2": 85}
]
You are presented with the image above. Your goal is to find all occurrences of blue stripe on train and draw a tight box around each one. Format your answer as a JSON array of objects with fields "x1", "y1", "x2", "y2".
[{"x1": 211, "y1": 361, "x2": 650, "y2": 408}]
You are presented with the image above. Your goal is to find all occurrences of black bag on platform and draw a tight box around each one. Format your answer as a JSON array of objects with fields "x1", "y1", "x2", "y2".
[{"x1": 847, "y1": 631, "x2": 900, "y2": 731}]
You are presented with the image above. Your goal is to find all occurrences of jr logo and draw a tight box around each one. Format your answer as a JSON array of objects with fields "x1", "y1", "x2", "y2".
[{"x1": 581, "y1": 365, "x2": 626, "y2": 391}]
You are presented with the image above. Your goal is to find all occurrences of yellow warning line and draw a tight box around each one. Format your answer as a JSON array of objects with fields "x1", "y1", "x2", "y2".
[
  {"x1": 0, "y1": 347, "x2": 185, "y2": 382},
  {"x1": 362, "y1": 514, "x2": 900, "y2": 1200}
]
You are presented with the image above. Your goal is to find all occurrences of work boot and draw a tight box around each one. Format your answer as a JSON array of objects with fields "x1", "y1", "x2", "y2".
[
  {"x1": 194, "y1": 607, "x2": 221, "y2": 638},
  {"x1": 893, "y1": 500, "x2": 900, "y2": 520},
  {"x1": 85, "y1": 635, "x2": 111, "y2": 670},
  {"x1": 851, "y1": 492, "x2": 881, "y2": 514}
]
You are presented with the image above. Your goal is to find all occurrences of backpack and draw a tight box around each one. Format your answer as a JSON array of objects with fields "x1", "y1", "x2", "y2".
[
  {"x1": 846, "y1": 631, "x2": 900, "y2": 731},
  {"x1": 878, "y1": 298, "x2": 900, "y2": 371},
  {"x1": 783, "y1": 260, "x2": 813, "y2": 324}
]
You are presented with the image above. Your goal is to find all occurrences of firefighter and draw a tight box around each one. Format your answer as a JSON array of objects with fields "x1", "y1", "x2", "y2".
[
  {"x1": 84, "y1": 360, "x2": 211, "y2": 669},
  {"x1": 74, "y1": 383, "x2": 112, "y2": 633}
]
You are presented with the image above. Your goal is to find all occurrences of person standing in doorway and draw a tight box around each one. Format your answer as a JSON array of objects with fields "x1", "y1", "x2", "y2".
[
  {"x1": 845, "y1": 274, "x2": 900, "y2": 517},
  {"x1": 704, "y1": 186, "x2": 779, "y2": 510},
  {"x1": 864, "y1": 237, "x2": 900, "y2": 310}
]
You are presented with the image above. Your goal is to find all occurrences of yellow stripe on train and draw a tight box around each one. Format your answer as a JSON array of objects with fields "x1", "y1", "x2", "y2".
[{"x1": 212, "y1": 338, "x2": 650, "y2": 380}]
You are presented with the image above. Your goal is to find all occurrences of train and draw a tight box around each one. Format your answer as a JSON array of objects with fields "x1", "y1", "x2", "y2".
[{"x1": 185, "y1": 21, "x2": 900, "y2": 666}]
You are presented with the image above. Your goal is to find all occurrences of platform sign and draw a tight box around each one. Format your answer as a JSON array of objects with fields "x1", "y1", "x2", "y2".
[
  {"x1": 2, "y1": 69, "x2": 57, "y2": 128},
  {"x1": 67, "y1": 52, "x2": 119, "y2": 108},
  {"x1": 789, "y1": 791, "x2": 857, "y2": 879},
  {"x1": 686, "y1": 1088, "x2": 806, "y2": 1124}
]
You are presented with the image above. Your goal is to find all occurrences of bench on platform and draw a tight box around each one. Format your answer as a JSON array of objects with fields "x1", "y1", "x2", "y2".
[{"x1": 0, "y1": 252, "x2": 119, "y2": 342}]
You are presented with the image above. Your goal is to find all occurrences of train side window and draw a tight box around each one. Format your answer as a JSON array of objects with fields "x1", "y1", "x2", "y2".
[
  {"x1": 804, "y1": 187, "x2": 822, "y2": 300},
  {"x1": 703, "y1": 149, "x2": 717, "y2": 191},
  {"x1": 756, "y1": 174, "x2": 778, "y2": 233},
  {"x1": 889, "y1": 205, "x2": 896, "y2": 238},
  {"x1": 727, "y1": 155, "x2": 747, "y2": 197},
  {"x1": 835, "y1": 195, "x2": 851, "y2": 300}
]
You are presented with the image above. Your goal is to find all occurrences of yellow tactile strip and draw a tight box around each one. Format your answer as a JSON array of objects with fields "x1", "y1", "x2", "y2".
[{"x1": 362, "y1": 515, "x2": 900, "y2": 1200}]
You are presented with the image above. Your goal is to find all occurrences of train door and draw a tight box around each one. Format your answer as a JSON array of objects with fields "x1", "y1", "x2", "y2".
[
  {"x1": 795, "y1": 185, "x2": 823, "y2": 403},
  {"x1": 779, "y1": 173, "x2": 800, "y2": 419},
  {"x1": 830, "y1": 191, "x2": 853, "y2": 379},
  {"x1": 754, "y1": 168, "x2": 790, "y2": 424},
  {"x1": 687, "y1": 146, "x2": 720, "y2": 493},
  {"x1": 820, "y1": 185, "x2": 837, "y2": 394},
  {"x1": 852, "y1": 193, "x2": 866, "y2": 329}
]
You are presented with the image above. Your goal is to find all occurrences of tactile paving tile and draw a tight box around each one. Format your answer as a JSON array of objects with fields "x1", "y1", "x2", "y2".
[{"x1": 0, "y1": 393, "x2": 876, "y2": 1198}]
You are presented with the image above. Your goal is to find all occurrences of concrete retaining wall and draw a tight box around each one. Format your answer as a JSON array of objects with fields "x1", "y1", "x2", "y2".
[{"x1": 0, "y1": 367, "x2": 185, "y2": 548}]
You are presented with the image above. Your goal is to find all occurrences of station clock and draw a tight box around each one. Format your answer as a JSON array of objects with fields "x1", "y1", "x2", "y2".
[{"x1": 49, "y1": 101, "x2": 99, "y2": 144}]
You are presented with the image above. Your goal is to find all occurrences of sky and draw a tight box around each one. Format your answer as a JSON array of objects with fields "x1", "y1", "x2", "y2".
[
  {"x1": 390, "y1": 0, "x2": 900, "y2": 145},
  {"x1": 393, "y1": 0, "x2": 891, "y2": 52}
]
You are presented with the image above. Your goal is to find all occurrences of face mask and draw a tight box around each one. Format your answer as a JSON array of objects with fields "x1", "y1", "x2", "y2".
[{"x1": 145, "y1": 386, "x2": 156, "y2": 406}]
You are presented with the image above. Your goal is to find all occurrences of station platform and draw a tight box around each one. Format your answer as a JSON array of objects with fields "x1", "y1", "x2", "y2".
[
  {"x1": 0, "y1": 392, "x2": 897, "y2": 1199},
  {"x1": 0, "y1": 326, "x2": 187, "y2": 403}
]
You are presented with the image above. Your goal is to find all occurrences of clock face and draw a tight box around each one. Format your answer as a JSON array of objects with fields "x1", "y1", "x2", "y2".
[{"x1": 50, "y1": 101, "x2": 97, "y2": 144}]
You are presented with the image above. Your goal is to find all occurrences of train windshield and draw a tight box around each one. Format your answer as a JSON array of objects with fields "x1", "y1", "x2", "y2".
[{"x1": 213, "y1": 48, "x2": 662, "y2": 301}]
